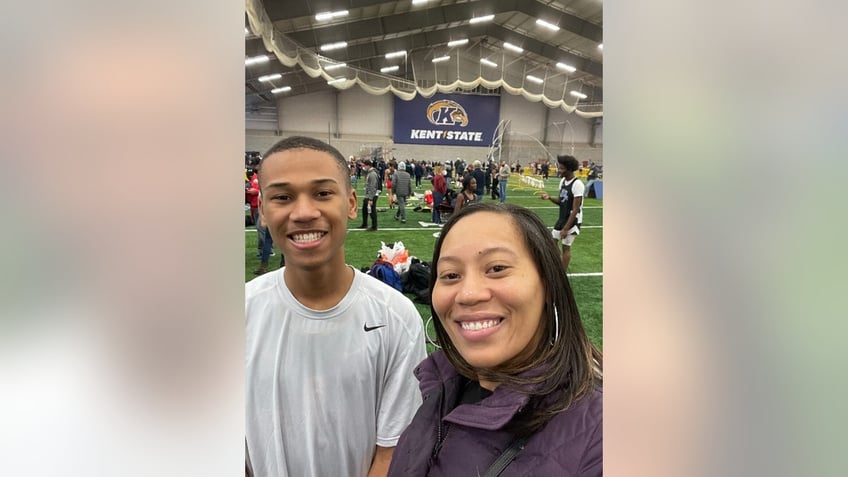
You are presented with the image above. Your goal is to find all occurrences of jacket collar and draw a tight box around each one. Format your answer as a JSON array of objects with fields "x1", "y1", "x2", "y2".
[{"x1": 416, "y1": 351, "x2": 531, "y2": 431}]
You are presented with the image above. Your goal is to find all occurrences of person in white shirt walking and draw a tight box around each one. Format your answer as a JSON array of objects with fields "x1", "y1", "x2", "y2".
[{"x1": 497, "y1": 161, "x2": 511, "y2": 203}]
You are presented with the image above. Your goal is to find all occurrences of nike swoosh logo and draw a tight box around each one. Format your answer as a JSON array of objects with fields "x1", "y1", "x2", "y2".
[{"x1": 364, "y1": 323, "x2": 387, "y2": 332}]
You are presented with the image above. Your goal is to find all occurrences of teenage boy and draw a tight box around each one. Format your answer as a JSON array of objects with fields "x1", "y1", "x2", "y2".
[
  {"x1": 540, "y1": 155, "x2": 584, "y2": 270},
  {"x1": 245, "y1": 136, "x2": 426, "y2": 477}
]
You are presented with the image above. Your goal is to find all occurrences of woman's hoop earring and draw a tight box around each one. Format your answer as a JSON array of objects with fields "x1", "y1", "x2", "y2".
[
  {"x1": 551, "y1": 306, "x2": 560, "y2": 346},
  {"x1": 425, "y1": 316, "x2": 441, "y2": 349}
]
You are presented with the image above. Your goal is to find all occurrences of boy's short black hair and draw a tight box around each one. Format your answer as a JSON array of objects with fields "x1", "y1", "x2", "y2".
[{"x1": 258, "y1": 136, "x2": 350, "y2": 191}]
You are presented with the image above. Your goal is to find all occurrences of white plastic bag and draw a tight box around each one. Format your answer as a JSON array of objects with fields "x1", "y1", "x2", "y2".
[{"x1": 379, "y1": 241, "x2": 410, "y2": 274}]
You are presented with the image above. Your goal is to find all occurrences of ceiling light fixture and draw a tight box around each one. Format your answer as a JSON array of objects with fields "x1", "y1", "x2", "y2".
[
  {"x1": 447, "y1": 39, "x2": 468, "y2": 47},
  {"x1": 315, "y1": 10, "x2": 348, "y2": 21},
  {"x1": 271, "y1": 86, "x2": 291, "y2": 94},
  {"x1": 480, "y1": 58, "x2": 498, "y2": 67},
  {"x1": 570, "y1": 91, "x2": 587, "y2": 99},
  {"x1": 598, "y1": 43, "x2": 603, "y2": 50},
  {"x1": 556, "y1": 62, "x2": 576, "y2": 73},
  {"x1": 245, "y1": 55, "x2": 269, "y2": 66},
  {"x1": 469, "y1": 14, "x2": 495, "y2": 24},
  {"x1": 535, "y1": 19, "x2": 560, "y2": 31},
  {"x1": 385, "y1": 50, "x2": 407, "y2": 59},
  {"x1": 380, "y1": 65, "x2": 399, "y2": 73},
  {"x1": 503, "y1": 42, "x2": 523, "y2": 53},
  {"x1": 412, "y1": 0, "x2": 429, "y2": 4},
  {"x1": 258, "y1": 73, "x2": 282, "y2": 82},
  {"x1": 525, "y1": 75, "x2": 544, "y2": 84},
  {"x1": 327, "y1": 77, "x2": 346, "y2": 85},
  {"x1": 432, "y1": 55, "x2": 451, "y2": 63},
  {"x1": 324, "y1": 63, "x2": 347, "y2": 71},
  {"x1": 320, "y1": 41, "x2": 348, "y2": 51}
]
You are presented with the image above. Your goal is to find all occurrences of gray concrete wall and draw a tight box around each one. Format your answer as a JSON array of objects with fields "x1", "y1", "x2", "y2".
[{"x1": 246, "y1": 88, "x2": 603, "y2": 165}]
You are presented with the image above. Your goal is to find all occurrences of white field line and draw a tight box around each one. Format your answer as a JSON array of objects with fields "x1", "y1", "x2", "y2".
[{"x1": 242, "y1": 230, "x2": 603, "y2": 277}]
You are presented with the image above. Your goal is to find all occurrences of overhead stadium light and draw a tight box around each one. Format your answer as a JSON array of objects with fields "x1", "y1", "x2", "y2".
[
  {"x1": 480, "y1": 58, "x2": 498, "y2": 67},
  {"x1": 432, "y1": 55, "x2": 451, "y2": 63},
  {"x1": 324, "y1": 63, "x2": 347, "y2": 71},
  {"x1": 315, "y1": 10, "x2": 348, "y2": 21},
  {"x1": 535, "y1": 19, "x2": 560, "y2": 31},
  {"x1": 258, "y1": 73, "x2": 282, "y2": 82},
  {"x1": 245, "y1": 55, "x2": 269, "y2": 66},
  {"x1": 447, "y1": 39, "x2": 469, "y2": 47},
  {"x1": 385, "y1": 50, "x2": 407, "y2": 59},
  {"x1": 570, "y1": 91, "x2": 587, "y2": 99},
  {"x1": 327, "y1": 77, "x2": 346, "y2": 85},
  {"x1": 525, "y1": 75, "x2": 544, "y2": 84},
  {"x1": 271, "y1": 86, "x2": 291, "y2": 94},
  {"x1": 556, "y1": 62, "x2": 576, "y2": 73},
  {"x1": 503, "y1": 42, "x2": 523, "y2": 53},
  {"x1": 469, "y1": 14, "x2": 495, "y2": 24},
  {"x1": 320, "y1": 41, "x2": 347, "y2": 51},
  {"x1": 380, "y1": 65, "x2": 399, "y2": 73}
]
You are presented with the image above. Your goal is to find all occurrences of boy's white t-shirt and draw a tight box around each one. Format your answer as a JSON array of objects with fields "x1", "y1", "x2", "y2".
[{"x1": 245, "y1": 267, "x2": 426, "y2": 477}]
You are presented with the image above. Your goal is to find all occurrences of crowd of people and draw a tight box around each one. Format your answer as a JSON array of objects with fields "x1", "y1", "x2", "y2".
[
  {"x1": 247, "y1": 148, "x2": 596, "y2": 261},
  {"x1": 245, "y1": 136, "x2": 602, "y2": 477},
  {"x1": 339, "y1": 155, "x2": 507, "y2": 227}
]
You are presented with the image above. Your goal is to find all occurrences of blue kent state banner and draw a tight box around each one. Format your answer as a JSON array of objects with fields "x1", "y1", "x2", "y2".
[{"x1": 393, "y1": 93, "x2": 501, "y2": 146}]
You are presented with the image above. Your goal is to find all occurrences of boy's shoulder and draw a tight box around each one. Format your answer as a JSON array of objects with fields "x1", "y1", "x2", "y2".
[{"x1": 245, "y1": 270, "x2": 279, "y2": 300}]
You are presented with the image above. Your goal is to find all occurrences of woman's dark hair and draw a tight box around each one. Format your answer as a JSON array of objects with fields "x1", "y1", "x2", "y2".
[
  {"x1": 429, "y1": 202, "x2": 602, "y2": 437},
  {"x1": 460, "y1": 174, "x2": 475, "y2": 192}
]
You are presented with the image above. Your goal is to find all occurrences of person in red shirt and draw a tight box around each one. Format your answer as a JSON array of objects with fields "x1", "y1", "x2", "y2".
[
  {"x1": 247, "y1": 170, "x2": 260, "y2": 221},
  {"x1": 431, "y1": 165, "x2": 447, "y2": 224},
  {"x1": 248, "y1": 169, "x2": 272, "y2": 259}
]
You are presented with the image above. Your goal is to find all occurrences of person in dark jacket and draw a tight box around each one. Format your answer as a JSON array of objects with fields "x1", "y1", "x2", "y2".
[
  {"x1": 470, "y1": 160, "x2": 486, "y2": 203},
  {"x1": 388, "y1": 202, "x2": 603, "y2": 477},
  {"x1": 392, "y1": 161, "x2": 413, "y2": 223},
  {"x1": 358, "y1": 160, "x2": 379, "y2": 231}
]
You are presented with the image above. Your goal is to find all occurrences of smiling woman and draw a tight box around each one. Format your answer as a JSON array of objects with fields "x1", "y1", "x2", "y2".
[
  {"x1": 431, "y1": 215, "x2": 545, "y2": 382},
  {"x1": 387, "y1": 202, "x2": 603, "y2": 477}
]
